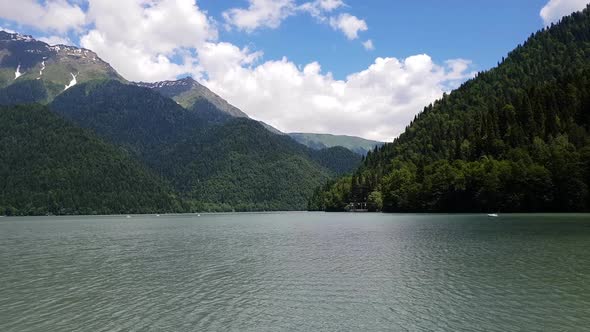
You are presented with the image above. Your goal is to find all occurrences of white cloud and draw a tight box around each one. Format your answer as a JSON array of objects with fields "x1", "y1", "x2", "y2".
[
  {"x1": 540, "y1": 0, "x2": 589, "y2": 25},
  {"x1": 0, "y1": 26, "x2": 16, "y2": 34},
  {"x1": 223, "y1": 0, "x2": 346, "y2": 31},
  {"x1": 198, "y1": 42, "x2": 263, "y2": 78},
  {"x1": 329, "y1": 13, "x2": 367, "y2": 40},
  {"x1": 363, "y1": 39, "x2": 374, "y2": 51},
  {"x1": 39, "y1": 35, "x2": 73, "y2": 46},
  {"x1": 299, "y1": 0, "x2": 344, "y2": 20},
  {"x1": 80, "y1": 0, "x2": 217, "y2": 82},
  {"x1": 85, "y1": 0, "x2": 216, "y2": 54},
  {"x1": 316, "y1": 0, "x2": 345, "y2": 11},
  {"x1": 81, "y1": 31, "x2": 199, "y2": 82},
  {"x1": 0, "y1": 0, "x2": 475, "y2": 140},
  {"x1": 223, "y1": 0, "x2": 296, "y2": 32},
  {"x1": 0, "y1": 0, "x2": 85, "y2": 33},
  {"x1": 200, "y1": 46, "x2": 475, "y2": 141}
]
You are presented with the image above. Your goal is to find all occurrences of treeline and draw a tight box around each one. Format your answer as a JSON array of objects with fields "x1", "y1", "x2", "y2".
[{"x1": 309, "y1": 6, "x2": 590, "y2": 212}]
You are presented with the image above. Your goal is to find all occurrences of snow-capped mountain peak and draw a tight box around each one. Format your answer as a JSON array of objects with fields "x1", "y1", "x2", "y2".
[{"x1": 0, "y1": 30, "x2": 125, "y2": 100}]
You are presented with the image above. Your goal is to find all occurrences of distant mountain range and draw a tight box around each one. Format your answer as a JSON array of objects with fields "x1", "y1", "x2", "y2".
[
  {"x1": 0, "y1": 30, "x2": 380, "y2": 150},
  {"x1": 289, "y1": 133, "x2": 384, "y2": 155},
  {"x1": 0, "y1": 31, "x2": 365, "y2": 214},
  {"x1": 6, "y1": 5, "x2": 590, "y2": 215}
]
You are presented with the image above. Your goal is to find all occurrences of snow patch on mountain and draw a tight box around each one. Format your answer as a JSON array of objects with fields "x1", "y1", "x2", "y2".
[
  {"x1": 136, "y1": 78, "x2": 196, "y2": 89},
  {"x1": 3, "y1": 32, "x2": 34, "y2": 42},
  {"x1": 14, "y1": 64, "x2": 22, "y2": 79},
  {"x1": 39, "y1": 61, "x2": 45, "y2": 76},
  {"x1": 50, "y1": 45, "x2": 99, "y2": 61},
  {"x1": 64, "y1": 73, "x2": 77, "y2": 90}
]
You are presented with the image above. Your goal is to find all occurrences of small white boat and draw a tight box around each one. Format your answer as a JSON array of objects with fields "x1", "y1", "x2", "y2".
[
  {"x1": 126, "y1": 215, "x2": 131, "y2": 219},
  {"x1": 488, "y1": 213, "x2": 499, "y2": 217}
]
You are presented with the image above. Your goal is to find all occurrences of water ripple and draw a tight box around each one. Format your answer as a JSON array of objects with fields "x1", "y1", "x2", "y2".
[{"x1": 1, "y1": 213, "x2": 589, "y2": 331}]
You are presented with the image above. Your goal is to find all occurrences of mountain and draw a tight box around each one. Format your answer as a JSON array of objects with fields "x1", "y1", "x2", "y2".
[
  {"x1": 289, "y1": 132, "x2": 384, "y2": 155},
  {"x1": 135, "y1": 77, "x2": 249, "y2": 118},
  {"x1": 0, "y1": 30, "x2": 363, "y2": 213},
  {"x1": 0, "y1": 104, "x2": 182, "y2": 216},
  {"x1": 138, "y1": 77, "x2": 386, "y2": 154},
  {"x1": 309, "y1": 6, "x2": 590, "y2": 213},
  {"x1": 50, "y1": 80, "x2": 361, "y2": 211},
  {"x1": 159, "y1": 118, "x2": 344, "y2": 211},
  {"x1": 135, "y1": 77, "x2": 285, "y2": 135},
  {"x1": 50, "y1": 80, "x2": 206, "y2": 162},
  {"x1": 0, "y1": 31, "x2": 123, "y2": 104},
  {"x1": 308, "y1": 146, "x2": 363, "y2": 174}
]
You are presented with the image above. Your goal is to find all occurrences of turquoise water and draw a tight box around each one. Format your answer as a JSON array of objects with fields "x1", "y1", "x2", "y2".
[{"x1": 1, "y1": 213, "x2": 589, "y2": 331}]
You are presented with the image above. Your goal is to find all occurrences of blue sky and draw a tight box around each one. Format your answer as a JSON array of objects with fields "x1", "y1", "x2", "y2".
[
  {"x1": 199, "y1": 0, "x2": 552, "y2": 79},
  {"x1": 0, "y1": 0, "x2": 587, "y2": 140}
]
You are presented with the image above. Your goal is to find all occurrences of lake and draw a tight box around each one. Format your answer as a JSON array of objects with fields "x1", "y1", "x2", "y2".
[{"x1": 1, "y1": 213, "x2": 589, "y2": 331}]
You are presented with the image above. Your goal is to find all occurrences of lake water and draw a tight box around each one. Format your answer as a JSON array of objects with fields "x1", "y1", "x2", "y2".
[{"x1": 1, "y1": 213, "x2": 589, "y2": 331}]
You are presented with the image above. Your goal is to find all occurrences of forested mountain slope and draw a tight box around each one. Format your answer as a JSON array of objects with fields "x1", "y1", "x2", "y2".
[
  {"x1": 160, "y1": 118, "x2": 334, "y2": 211},
  {"x1": 50, "y1": 80, "x2": 205, "y2": 163},
  {"x1": 50, "y1": 80, "x2": 360, "y2": 211},
  {"x1": 0, "y1": 105, "x2": 181, "y2": 216},
  {"x1": 310, "y1": 6, "x2": 590, "y2": 213},
  {"x1": 0, "y1": 30, "x2": 364, "y2": 214}
]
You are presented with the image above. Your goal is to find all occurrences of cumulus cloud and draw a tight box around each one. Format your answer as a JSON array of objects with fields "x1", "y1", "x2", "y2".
[
  {"x1": 200, "y1": 46, "x2": 475, "y2": 141},
  {"x1": 81, "y1": 31, "x2": 200, "y2": 82},
  {"x1": 363, "y1": 39, "x2": 374, "y2": 51},
  {"x1": 0, "y1": 0, "x2": 476, "y2": 140},
  {"x1": 223, "y1": 0, "x2": 296, "y2": 32},
  {"x1": 329, "y1": 13, "x2": 367, "y2": 40},
  {"x1": 0, "y1": 0, "x2": 86, "y2": 33},
  {"x1": 223, "y1": 0, "x2": 346, "y2": 31},
  {"x1": 299, "y1": 0, "x2": 344, "y2": 20},
  {"x1": 38, "y1": 35, "x2": 73, "y2": 46},
  {"x1": 540, "y1": 0, "x2": 589, "y2": 25},
  {"x1": 316, "y1": 0, "x2": 345, "y2": 11},
  {"x1": 0, "y1": 26, "x2": 16, "y2": 34},
  {"x1": 80, "y1": 0, "x2": 217, "y2": 81}
]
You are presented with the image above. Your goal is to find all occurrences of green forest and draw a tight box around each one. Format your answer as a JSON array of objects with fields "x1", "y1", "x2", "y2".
[
  {"x1": 0, "y1": 105, "x2": 183, "y2": 216},
  {"x1": 309, "y1": 7, "x2": 590, "y2": 213},
  {"x1": 46, "y1": 80, "x2": 361, "y2": 212},
  {"x1": 0, "y1": 78, "x2": 362, "y2": 215},
  {"x1": 4, "y1": 7, "x2": 590, "y2": 215}
]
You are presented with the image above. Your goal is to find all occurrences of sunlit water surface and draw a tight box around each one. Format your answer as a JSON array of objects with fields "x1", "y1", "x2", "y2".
[{"x1": 1, "y1": 213, "x2": 589, "y2": 331}]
